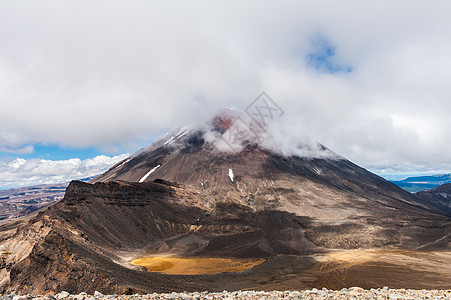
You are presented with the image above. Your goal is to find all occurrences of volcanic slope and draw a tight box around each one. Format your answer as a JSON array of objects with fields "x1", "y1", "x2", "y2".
[
  {"x1": 93, "y1": 113, "x2": 451, "y2": 248},
  {"x1": 417, "y1": 183, "x2": 451, "y2": 216},
  {"x1": 1, "y1": 112, "x2": 451, "y2": 294}
]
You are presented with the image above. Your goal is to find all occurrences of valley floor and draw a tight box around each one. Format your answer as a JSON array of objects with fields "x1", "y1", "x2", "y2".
[{"x1": 120, "y1": 250, "x2": 451, "y2": 292}]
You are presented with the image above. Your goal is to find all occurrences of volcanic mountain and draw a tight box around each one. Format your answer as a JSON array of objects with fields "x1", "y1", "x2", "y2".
[
  {"x1": 417, "y1": 183, "x2": 451, "y2": 215},
  {"x1": 1, "y1": 112, "x2": 451, "y2": 294}
]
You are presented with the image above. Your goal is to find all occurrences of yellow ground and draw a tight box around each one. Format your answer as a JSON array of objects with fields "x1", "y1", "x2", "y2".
[{"x1": 131, "y1": 256, "x2": 266, "y2": 275}]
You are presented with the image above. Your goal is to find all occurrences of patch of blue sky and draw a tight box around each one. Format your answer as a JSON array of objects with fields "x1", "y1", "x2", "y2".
[
  {"x1": 0, "y1": 144, "x2": 103, "y2": 161},
  {"x1": 306, "y1": 36, "x2": 352, "y2": 74}
]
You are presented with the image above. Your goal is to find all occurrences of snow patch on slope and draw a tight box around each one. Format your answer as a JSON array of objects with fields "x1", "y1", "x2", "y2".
[
  {"x1": 115, "y1": 158, "x2": 131, "y2": 169},
  {"x1": 131, "y1": 126, "x2": 191, "y2": 159},
  {"x1": 139, "y1": 165, "x2": 161, "y2": 183},
  {"x1": 163, "y1": 126, "x2": 190, "y2": 146},
  {"x1": 229, "y1": 168, "x2": 234, "y2": 182}
]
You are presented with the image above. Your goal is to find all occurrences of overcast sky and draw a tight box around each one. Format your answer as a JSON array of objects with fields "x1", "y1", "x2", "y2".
[{"x1": 1, "y1": 0, "x2": 451, "y2": 188}]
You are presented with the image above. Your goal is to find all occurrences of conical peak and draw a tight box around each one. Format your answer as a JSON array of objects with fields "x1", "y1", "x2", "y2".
[{"x1": 137, "y1": 109, "x2": 339, "y2": 160}]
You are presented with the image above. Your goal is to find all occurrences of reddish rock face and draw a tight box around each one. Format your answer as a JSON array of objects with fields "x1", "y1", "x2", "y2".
[{"x1": 211, "y1": 110, "x2": 237, "y2": 133}]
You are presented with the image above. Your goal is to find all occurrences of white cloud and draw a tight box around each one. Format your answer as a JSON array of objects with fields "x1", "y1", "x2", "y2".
[
  {"x1": 0, "y1": 1, "x2": 451, "y2": 175},
  {"x1": 0, "y1": 154, "x2": 128, "y2": 189}
]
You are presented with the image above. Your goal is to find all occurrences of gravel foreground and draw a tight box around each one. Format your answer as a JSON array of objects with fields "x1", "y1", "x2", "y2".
[{"x1": 2, "y1": 288, "x2": 451, "y2": 300}]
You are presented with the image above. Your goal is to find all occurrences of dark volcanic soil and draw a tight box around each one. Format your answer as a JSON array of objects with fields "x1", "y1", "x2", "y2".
[{"x1": 0, "y1": 179, "x2": 450, "y2": 294}]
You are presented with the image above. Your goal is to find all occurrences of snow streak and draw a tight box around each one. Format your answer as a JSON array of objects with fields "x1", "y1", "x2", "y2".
[
  {"x1": 228, "y1": 168, "x2": 234, "y2": 182},
  {"x1": 139, "y1": 165, "x2": 161, "y2": 183}
]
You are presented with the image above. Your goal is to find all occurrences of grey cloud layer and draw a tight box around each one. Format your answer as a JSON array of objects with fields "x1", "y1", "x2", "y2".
[{"x1": 1, "y1": 0, "x2": 451, "y2": 174}]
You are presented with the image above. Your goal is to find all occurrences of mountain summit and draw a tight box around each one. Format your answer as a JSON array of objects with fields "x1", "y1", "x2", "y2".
[
  {"x1": 93, "y1": 110, "x2": 440, "y2": 220},
  {"x1": 1, "y1": 111, "x2": 451, "y2": 294}
]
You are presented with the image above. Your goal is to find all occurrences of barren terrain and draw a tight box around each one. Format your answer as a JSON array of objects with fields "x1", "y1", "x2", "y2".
[{"x1": 1, "y1": 116, "x2": 450, "y2": 294}]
